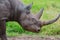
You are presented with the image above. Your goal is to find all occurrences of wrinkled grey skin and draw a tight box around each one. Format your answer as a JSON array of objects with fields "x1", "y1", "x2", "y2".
[{"x1": 0, "y1": 0, "x2": 60, "y2": 40}]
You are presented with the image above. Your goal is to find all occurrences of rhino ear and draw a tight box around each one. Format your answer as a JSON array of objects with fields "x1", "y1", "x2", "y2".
[{"x1": 25, "y1": 3, "x2": 33, "y2": 10}]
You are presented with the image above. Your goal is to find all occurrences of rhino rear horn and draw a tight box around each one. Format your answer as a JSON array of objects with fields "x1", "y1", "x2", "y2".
[{"x1": 35, "y1": 8, "x2": 44, "y2": 19}]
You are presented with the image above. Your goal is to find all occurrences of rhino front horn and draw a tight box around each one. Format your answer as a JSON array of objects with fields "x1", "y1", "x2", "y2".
[{"x1": 40, "y1": 14, "x2": 60, "y2": 26}]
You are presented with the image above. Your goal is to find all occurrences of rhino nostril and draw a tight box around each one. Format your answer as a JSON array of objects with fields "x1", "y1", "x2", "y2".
[{"x1": 37, "y1": 29, "x2": 40, "y2": 32}]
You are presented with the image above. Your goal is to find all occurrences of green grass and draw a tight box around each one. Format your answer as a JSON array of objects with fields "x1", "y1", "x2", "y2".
[{"x1": 6, "y1": 0, "x2": 60, "y2": 36}]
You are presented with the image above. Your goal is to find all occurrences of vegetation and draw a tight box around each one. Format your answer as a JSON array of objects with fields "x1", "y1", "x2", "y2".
[{"x1": 6, "y1": 0, "x2": 60, "y2": 36}]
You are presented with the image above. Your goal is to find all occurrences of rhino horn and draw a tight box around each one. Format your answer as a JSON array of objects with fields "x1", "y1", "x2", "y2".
[
  {"x1": 35, "y1": 8, "x2": 44, "y2": 19},
  {"x1": 40, "y1": 14, "x2": 60, "y2": 26}
]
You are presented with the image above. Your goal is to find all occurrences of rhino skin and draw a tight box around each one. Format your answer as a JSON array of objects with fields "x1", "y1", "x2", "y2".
[{"x1": 0, "y1": 0, "x2": 60, "y2": 40}]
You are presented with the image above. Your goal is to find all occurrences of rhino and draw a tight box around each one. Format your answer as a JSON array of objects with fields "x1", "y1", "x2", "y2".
[{"x1": 0, "y1": 0, "x2": 60, "y2": 40}]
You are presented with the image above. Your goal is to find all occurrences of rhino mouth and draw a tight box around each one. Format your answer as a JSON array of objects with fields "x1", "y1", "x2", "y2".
[{"x1": 23, "y1": 27, "x2": 40, "y2": 33}]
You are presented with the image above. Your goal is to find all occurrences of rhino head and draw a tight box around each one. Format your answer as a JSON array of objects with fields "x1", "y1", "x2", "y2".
[{"x1": 17, "y1": 3, "x2": 60, "y2": 33}]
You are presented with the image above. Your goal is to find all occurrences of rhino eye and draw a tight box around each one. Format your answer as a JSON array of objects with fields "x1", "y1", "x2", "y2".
[
  {"x1": 26, "y1": 10, "x2": 30, "y2": 14},
  {"x1": 26, "y1": 12, "x2": 30, "y2": 14},
  {"x1": 32, "y1": 18, "x2": 37, "y2": 23}
]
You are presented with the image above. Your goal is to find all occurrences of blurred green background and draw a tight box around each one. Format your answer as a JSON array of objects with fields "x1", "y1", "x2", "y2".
[{"x1": 6, "y1": 0, "x2": 60, "y2": 37}]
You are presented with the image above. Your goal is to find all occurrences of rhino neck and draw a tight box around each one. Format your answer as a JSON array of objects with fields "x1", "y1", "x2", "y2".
[{"x1": 8, "y1": 0, "x2": 25, "y2": 21}]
